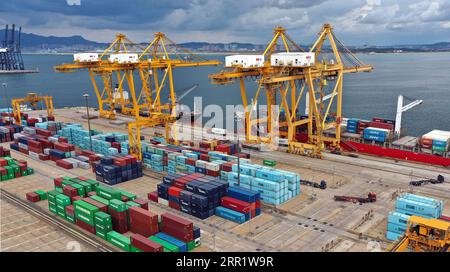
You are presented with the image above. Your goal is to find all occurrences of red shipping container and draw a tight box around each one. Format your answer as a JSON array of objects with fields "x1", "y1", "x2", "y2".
[
  {"x1": 56, "y1": 160, "x2": 73, "y2": 169},
  {"x1": 199, "y1": 154, "x2": 210, "y2": 161},
  {"x1": 63, "y1": 185, "x2": 79, "y2": 198},
  {"x1": 81, "y1": 150, "x2": 96, "y2": 156},
  {"x1": 372, "y1": 117, "x2": 384, "y2": 123},
  {"x1": 186, "y1": 158, "x2": 196, "y2": 166},
  {"x1": 26, "y1": 192, "x2": 40, "y2": 202},
  {"x1": 148, "y1": 191, "x2": 158, "y2": 203},
  {"x1": 133, "y1": 198, "x2": 149, "y2": 210},
  {"x1": 76, "y1": 219, "x2": 96, "y2": 234},
  {"x1": 109, "y1": 209, "x2": 128, "y2": 220},
  {"x1": 54, "y1": 178, "x2": 64, "y2": 187},
  {"x1": 112, "y1": 218, "x2": 129, "y2": 234},
  {"x1": 162, "y1": 224, "x2": 194, "y2": 243},
  {"x1": 65, "y1": 205, "x2": 75, "y2": 217},
  {"x1": 255, "y1": 200, "x2": 261, "y2": 209},
  {"x1": 72, "y1": 196, "x2": 83, "y2": 202},
  {"x1": 19, "y1": 147, "x2": 29, "y2": 155},
  {"x1": 54, "y1": 142, "x2": 70, "y2": 152},
  {"x1": 221, "y1": 196, "x2": 252, "y2": 214},
  {"x1": 168, "y1": 186, "x2": 183, "y2": 197},
  {"x1": 0, "y1": 158, "x2": 7, "y2": 166},
  {"x1": 82, "y1": 198, "x2": 108, "y2": 213},
  {"x1": 87, "y1": 191, "x2": 96, "y2": 197},
  {"x1": 39, "y1": 154, "x2": 50, "y2": 160},
  {"x1": 130, "y1": 234, "x2": 163, "y2": 252},
  {"x1": 0, "y1": 168, "x2": 7, "y2": 175},
  {"x1": 369, "y1": 122, "x2": 393, "y2": 131},
  {"x1": 161, "y1": 213, "x2": 193, "y2": 232},
  {"x1": 169, "y1": 201, "x2": 180, "y2": 210},
  {"x1": 129, "y1": 207, "x2": 159, "y2": 237},
  {"x1": 206, "y1": 169, "x2": 220, "y2": 177},
  {"x1": 58, "y1": 137, "x2": 68, "y2": 143},
  {"x1": 14, "y1": 172, "x2": 22, "y2": 178},
  {"x1": 114, "y1": 158, "x2": 128, "y2": 167}
]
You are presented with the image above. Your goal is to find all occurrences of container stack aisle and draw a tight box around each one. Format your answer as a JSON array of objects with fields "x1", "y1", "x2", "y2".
[
  {"x1": 31, "y1": 175, "x2": 202, "y2": 252},
  {"x1": 386, "y1": 193, "x2": 444, "y2": 241}
]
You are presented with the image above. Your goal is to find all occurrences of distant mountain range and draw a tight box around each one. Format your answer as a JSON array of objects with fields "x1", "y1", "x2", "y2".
[{"x1": 1, "y1": 29, "x2": 450, "y2": 53}]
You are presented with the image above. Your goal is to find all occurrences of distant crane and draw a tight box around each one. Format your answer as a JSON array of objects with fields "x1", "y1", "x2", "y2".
[
  {"x1": 1, "y1": 24, "x2": 25, "y2": 71},
  {"x1": 395, "y1": 95, "x2": 423, "y2": 136}
]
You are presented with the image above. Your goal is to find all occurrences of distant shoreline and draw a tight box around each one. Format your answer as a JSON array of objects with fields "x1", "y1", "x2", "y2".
[{"x1": 22, "y1": 51, "x2": 450, "y2": 56}]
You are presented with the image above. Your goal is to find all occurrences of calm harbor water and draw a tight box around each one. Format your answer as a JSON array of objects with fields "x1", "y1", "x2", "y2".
[{"x1": 1, "y1": 52, "x2": 449, "y2": 137}]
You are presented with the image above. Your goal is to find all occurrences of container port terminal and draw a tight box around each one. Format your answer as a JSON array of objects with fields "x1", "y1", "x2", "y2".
[
  {"x1": 1, "y1": 24, "x2": 449, "y2": 253},
  {"x1": 1, "y1": 107, "x2": 449, "y2": 252}
]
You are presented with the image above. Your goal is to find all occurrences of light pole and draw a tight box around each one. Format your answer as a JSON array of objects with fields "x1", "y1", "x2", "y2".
[
  {"x1": 83, "y1": 93, "x2": 93, "y2": 151},
  {"x1": 234, "y1": 112, "x2": 241, "y2": 186},
  {"x1": 2, "y1": 83, "x2": 11, "y2": 120}
]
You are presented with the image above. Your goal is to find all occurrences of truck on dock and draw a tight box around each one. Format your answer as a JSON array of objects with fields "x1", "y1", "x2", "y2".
[{"x1": 334, "y1": 192, "x2": 377, "y2": 204}]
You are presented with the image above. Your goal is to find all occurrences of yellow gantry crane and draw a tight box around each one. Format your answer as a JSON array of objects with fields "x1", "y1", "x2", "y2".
[
  {"x1": 55, "y1": 31, "x2": 219, "y2": 159},
  {"x1": 11, "y1": 93, "x2": 54, "y2": 125},
  {"x1": 54, "y1": 34, "x2": 144, "y2": 119},
  {"x1": 126, "y1": 32, "x2": 220, "y2": 159},
  {"x1": 389, "y1": 216, "x2": 450, "y2": 252},
  {"x1": 210, "y1": 24, "x2": 373, "y2": 157}
]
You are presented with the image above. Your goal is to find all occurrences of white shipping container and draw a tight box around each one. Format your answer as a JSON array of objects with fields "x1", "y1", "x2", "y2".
[
  {"x1": 108, "y1": 54, "x2": 139, "y2": 64},
  {"x1": 74, "y1": 53, "x2": 99, "y2": 62},
  {"x1": 159, "y1": 198, "x2": 169, "y2": 206},
  {"x1": 29, "y1": 152, "x2": 39, "y2": 160},
  {"x1": 205, "y1": 162, "x2": 220, "y2": 171},
  {"x1": 225, "y1": 55, "x2": 265, "y2": 68},
  {"x1": 271, "y1": 52, "x2": 315, "y2": 67},
  {"x1": 18, "y1": 143, "x2": 28, "y2": 150},
  {"x1": 195, "y1": 160, "x2": 207, "y2": 168}
]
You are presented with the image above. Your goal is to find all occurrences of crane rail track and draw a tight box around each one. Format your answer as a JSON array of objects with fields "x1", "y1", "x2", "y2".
[{"x1": 0, "y1": 189, "x2": 117, "y2": 252}]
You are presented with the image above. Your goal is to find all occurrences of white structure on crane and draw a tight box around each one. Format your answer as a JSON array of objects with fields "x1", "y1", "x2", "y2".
[{"x1": 395, "y1": 95, "x2": 423, "y2": 136}]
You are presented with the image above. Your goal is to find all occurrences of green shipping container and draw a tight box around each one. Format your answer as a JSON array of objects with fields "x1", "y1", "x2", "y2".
[
  {"x1": 73, "y1": 200, "x2": 99, "y2": 217},
  {"x1": 94, "y1": 223, "x2": 112, "y2": 233},
  {"x1": 47, "y1": 190, "x2": 60, "y2": 202},
  {"x1": 263, "y1": 160, "x2": 276, "y2": 167},
  {"x1": 35, "y1": 190, "x2": 47, "y2": 200},
  {"x1": 21, "y1": 171, "x2": 28, "y2": 176},
  {"x1": 77, "y1": 181, "x2": 93, "y2": 192},
  {"x1": 96, "y1": 186, "x2": 121, "y2": 200},
  {"x1": 66, "y1": 216, "x2": 76, "y2": 224},
  {"x1": 27, "y1": 168, "x2": 34, "y2": 175},
  {"x1": 126, "y1": 201, "x2": 140, "y2": 209},
  {"x1": 1, "y1": 175, "x2": 8, "y2": 181},
  {"x1": 55, "y1": 186, "x2": 63, "y2": 193},
  {"x1": 109, "y1": 199, "x2": 127, "y2": 212},
  {"x1": 85, "y1": 179, "x2": 99, "y2": 189},
  {"x1": 149, "y1": 236, "x2": 179, "y2": 252},
  {"x1": 71, "y1": 183, "x2": 86, "y2": 197},
  {"x1": 75, "y1": 211, "x2": 94, "y2": 225},
  {"x1": 57, "y1": 210, "x2": 66, "y2": 218},
  {"x1": 187, "y1": 241, "x2": 195, "y2": 251},
  {"x1": 117, "y1": 189, "x2": 136, "y2": 201},
  {"x1": 49, "y1": 205, "x2": 57, "y2": 214},
  {"x1": 130, "y1": 246, "x2": 143, "y2": 252},
  {"x1": 96, "y1": 230, "x2": 108, "y2": 240},
  {"x1": 107, "y1": 231, "x2": 131, "y2": 252},
  {"x1": 56, "y1": 194, "x2": 71, "y2": 206},
  {"x1": 90, "y1": 195, "x2": 109, "y2": 206},
  {"x1": 8, "y1": 173, "x2": 14, "y2": 179},
  {"x1": 94, "y1": 212, "x2": 112, "y2": 225},
  {"x1": 63, "y1": 176, "x2": 72, "y2": 181},
  {"x1": 62, "y1": 180, "x2": 74, "y2": 187}
]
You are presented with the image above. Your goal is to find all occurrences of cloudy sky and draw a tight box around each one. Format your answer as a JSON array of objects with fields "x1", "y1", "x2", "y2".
[{"x1": 1, "y1": 0, "x2": 449, "y2": 45}]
